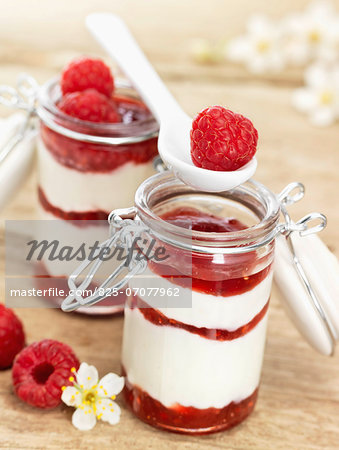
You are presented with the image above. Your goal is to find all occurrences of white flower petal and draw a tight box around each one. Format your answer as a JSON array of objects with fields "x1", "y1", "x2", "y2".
[
  {"x1": 310, "y1": 107, "x2": 335, "y2": 126},
  {"x1": 61, "y1": 387, "x2": 81, "y2": 407},
  {"x1": 282, "y1": 13, "x2": 303, "y2": 34},
  {"x1": 98, "y1": 373, "x2": 125, "y2": 398},
  {"x1": 227, "y1": 36, "x2": 250, "y2": 61},
  {"x1": 327, "y1": 18, "x2": 339, "y2": 41},
  {"x1": 292, "y1": 88, "x2": 317, "y2": 112},
  {"x1": 331, "y1": 68, "x2": 339, "y2": 90},
  {"x1": 97, "y1": 399, "x2": 121, "y2": 426},
  {"x1": 76, "y1": 363, "x2": 99, "y2": 390},
  {"x1": 283, "y1": 40, "x2": 310, "y2": 66},
  {"x1": 307, "y1": 0, "x2": 335, "y2": 19},
  {"x1": 247, "y1": 14, "x2": 271, "y2": 34},
  {"x1": 268, "y1": 52, "x2": 285, "y2": 72},
  {"x1": 190, "y1": 39, "x2": 214, "y2": 63},
  {"x1": 72, "y1": 407, "x2": 97, "y2": 431},
  {"x1": 246, "y1": 55, "x2": 268, "y2": 74},
  {"x1": 305, "y1": 64, "x2": 329, "y2": 88},
  {"x1": 317, "y1": 45, "x2": 338, "y2": 64}
]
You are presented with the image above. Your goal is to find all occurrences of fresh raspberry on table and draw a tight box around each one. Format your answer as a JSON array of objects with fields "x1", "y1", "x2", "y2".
[
  {"x1": 58, "y1": 89, "x2": 120, "y2": 123},
  {"x1": 190, "y1": 106, "x2": 258, "y2": 171},
  {"x1": 12, "y1": 339, "x2": 79, "y2": 409},
  {"x1": 60, "y1": 57, "x2": 114, "y2": 98},
  {"x1": 0, "y1": 304, "x2": 25, "y2": 370}
]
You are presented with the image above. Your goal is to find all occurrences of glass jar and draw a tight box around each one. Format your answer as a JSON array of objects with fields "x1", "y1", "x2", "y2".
[
  {"x1": 119, "y1": 171, "x2": 280, "y2": 434},
  {"x1": 37, "y1": 77, "x2": 159, "y2": 220},
  {"x1": 35, "y1": 78, "x2": 159, "y2": 315},
  {"x1": 62, "y1": 171, "x2": 331, "y2": 433}
]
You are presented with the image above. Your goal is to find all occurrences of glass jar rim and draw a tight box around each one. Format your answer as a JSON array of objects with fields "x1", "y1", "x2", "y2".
[
  {"x1": 37, "y1": 77, "x2": 159, "y2": 145},
  {"x1": 134, "y1": 172, "x2": 281, "y2": 254}
]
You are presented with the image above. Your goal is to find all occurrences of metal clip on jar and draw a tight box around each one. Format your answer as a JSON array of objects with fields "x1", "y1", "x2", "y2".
[{"x1": 62, "y1": 171, "x2": 339, "y2": 435}]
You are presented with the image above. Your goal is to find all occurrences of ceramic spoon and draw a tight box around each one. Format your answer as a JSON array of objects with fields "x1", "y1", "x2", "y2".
[{"x1": 86, "y1": 13, "x2": 257, "y2": 192}]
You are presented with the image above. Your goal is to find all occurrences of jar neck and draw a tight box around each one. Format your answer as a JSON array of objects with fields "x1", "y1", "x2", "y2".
[
  {"x1": 134, "y1": 172, "x2": 281, "y2": 254},
  {"x1": 37, "y1": 77, "x2": 159, "y2": 145}
]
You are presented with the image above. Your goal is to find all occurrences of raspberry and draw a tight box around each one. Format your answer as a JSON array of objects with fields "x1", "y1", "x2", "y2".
[
  {"x1": 12, "y1": 339, "x2": 79, "y2": 409},
  {"x1": 58, "y1": 89, "x2": 120, "y2": 123},
  {"x1": 61, "y1": 57, "x2": 114, "y2": 98},
  {"x1": 0, "y1": 304, "x2": 25, "y2": 369},
  {"x1": 190, "y1": 106, "x2": 258, "y2": 171}
]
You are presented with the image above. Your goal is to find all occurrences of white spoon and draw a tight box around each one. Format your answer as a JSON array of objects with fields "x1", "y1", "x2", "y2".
[{"x1": 86, "y1": 13, "x2": 257, "y2": 192}]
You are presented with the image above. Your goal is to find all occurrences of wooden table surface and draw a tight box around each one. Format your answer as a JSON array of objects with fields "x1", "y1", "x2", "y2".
[{"x1": 0, "y1": 0, "x2": 339, "y2": 448}]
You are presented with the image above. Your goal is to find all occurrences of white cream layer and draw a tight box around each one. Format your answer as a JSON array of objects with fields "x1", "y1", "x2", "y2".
[
  {"x1": 38, "y1": 138, "x2": 155, "y2": 212},
  {"x1": 36, "y1": 208, "x2": 114, "y2": 278},
  {"x1": 122, "y1": 306, "x2": 268, "y2": 409},
  {"x1": 128, "y1": 266, "x2": 272, "y2": 330}
]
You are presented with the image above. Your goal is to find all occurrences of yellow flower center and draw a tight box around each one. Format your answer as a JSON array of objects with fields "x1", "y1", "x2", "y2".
[
  {"x1": 256, "y1": 40, "x2": 270, "y2": 53},
  {"x1": 308, "y1": 30, "x2": 321, "y2": 43},
  {"x1": 320, "y1": 90, "x2": 334, "y2": 105},
  {"x1": 84, "y1": 391, "x2": 96, "y2": 404}
]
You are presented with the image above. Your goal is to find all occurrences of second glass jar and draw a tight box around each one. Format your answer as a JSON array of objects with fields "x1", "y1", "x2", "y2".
[{"x1": 35, "y1": 78, "x2": 159, "y2": 314}]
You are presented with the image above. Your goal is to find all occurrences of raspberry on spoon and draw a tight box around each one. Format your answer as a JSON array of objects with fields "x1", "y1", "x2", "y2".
[
  {"x1": 12, "y1": 339, "x2": 79, "y2": 409},
  {"x1": 190, "y1": 106, "x2": 258, "y2": 171},
  {"x1": 58, "y1": 89, "x2": 120, "y2": 123},
  {"x1": 0, "y1": 304, "x2": 25, "y2": 369},
  {"x1": 61, "y1": 57, "x2": 114, "y2": 98}
]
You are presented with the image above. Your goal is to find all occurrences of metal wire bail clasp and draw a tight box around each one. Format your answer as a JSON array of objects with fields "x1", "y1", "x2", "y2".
[
  {"x1": 277, "y1": 182, "x2": 327, "y2": 237},
  {"x1": 0, "y1": 74, "x2": 39, "y2": 165},
  {"x1": 61, "y1": 207, "x2": 150, "y2": 312},
  {"x1": 0, "y1": 73, "x2": 39, "y2": 112},
  {"x1": 276, "y1": 182, "x2": 336, "y2": 354}
]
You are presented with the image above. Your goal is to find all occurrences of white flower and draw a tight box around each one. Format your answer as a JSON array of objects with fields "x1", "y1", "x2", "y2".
[
  {"x1": 190, "y1": 38, "x2": 224, "y2": 64},
  {"x1": 61, "y1": 362, "x2": 125, "y2": 431},
  {"x1": 227, "y1": 15, "x2": 285, "y2": 73},
  {"x1": 292, "y1": 62, "x2": 339, "y2": 126},
  {"x1": 282, "y1": 1, "x2": 339, "y2": 65}
]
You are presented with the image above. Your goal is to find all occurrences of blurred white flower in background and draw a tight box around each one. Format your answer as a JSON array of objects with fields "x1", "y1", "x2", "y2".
[
  {"x1": 191, "y1": 0, "x2": 339, "y2": 126},
  {"x1": 227, "y1": 15, "x2": 285, "y2": 74},
  {"x1": 292, "y1": 63, "x2": 339, "y2": 126},
  {"x1": 190, "y1": 38, "x2": 224, "y2": 64},
  {"x1": 282, "y1": 1, "x2": 339, "y2": 65}
]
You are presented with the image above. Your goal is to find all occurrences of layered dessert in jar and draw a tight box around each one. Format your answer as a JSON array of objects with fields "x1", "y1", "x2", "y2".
[
  {"x1": 36, "y1": 58, "x2": 158, "y2": 313},
  {"x1": 121, "y1": 170, "x2": 280, "y2": 433},
  {"x1": 117, "y1": 172, "x2": 332, "y2": 433},
  {"x1": 120, "y1": 106, "x2": 279, "y2": 433}
]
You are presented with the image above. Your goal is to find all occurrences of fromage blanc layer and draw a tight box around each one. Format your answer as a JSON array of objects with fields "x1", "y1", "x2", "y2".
[
  {"x1": 129, "y1": 267, "x2": 272, "y2": 330},
  {"x1": 122, "y1": 306, "x2": 268, "y2": 408},
  {"x1": 38, "y1": 138, "x2": 155, "y2": 213}
]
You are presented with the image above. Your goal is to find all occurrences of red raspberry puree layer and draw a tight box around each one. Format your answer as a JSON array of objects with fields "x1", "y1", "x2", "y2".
[
  {"x1": 41, "y1": 95, "x2": 158, "y2": 173},
  {"x1": 122, "y1": 367, "x2": 258, "y2": 435},
  {"x1": 128, "y1": 295, "x2": 269, "y2": 341},
  {"x1": 38, "y1": 187, "x2": 108, "y2": 222},
  {"x1": 148, "y1": 206, "x2": 272, "y2": 296}
]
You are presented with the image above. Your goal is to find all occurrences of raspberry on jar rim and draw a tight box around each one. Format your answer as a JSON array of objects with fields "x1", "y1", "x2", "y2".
[
  {"x1": 61, "y1": 57, "x2": 114, "y2": 98},
  {"x1": 58, "y1": 89, "x2": 120, "y2": 123}
]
